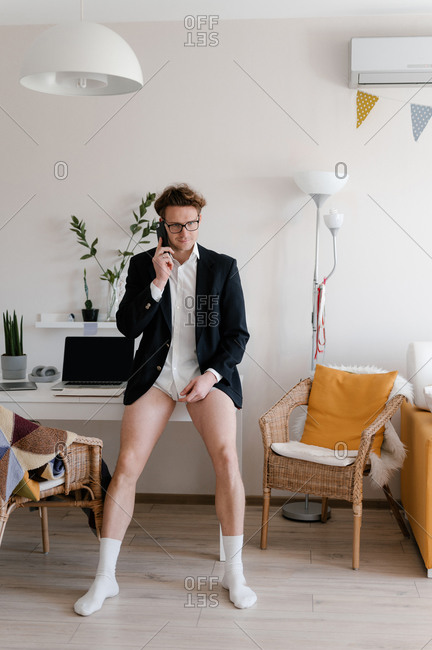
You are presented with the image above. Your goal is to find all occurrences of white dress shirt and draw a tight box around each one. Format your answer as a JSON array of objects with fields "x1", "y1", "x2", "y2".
[{"x1": 150, "y1": 243, "x2": 222, "y2": 400}]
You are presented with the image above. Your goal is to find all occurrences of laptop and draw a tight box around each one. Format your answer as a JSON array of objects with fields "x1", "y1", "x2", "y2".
[{"x1": 52, "y1": 336, "x2": 134, "y2": 396}]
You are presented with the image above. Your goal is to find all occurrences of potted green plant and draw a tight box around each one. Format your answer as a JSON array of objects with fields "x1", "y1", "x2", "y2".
[
  {"x1": 81, "y1": 269, "x2": 99, "y2": 322},
  {"x1": 70, "y1": 193, "x2": 158, "y2": 321},
  {"x1": 2, "y1": 310, "x2": 27, "y2": 379}
]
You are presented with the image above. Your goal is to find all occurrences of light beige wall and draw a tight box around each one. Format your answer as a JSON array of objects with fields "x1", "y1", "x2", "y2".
[{"x1": 1, "y1": 15, "x2": 432, "y2": 498}]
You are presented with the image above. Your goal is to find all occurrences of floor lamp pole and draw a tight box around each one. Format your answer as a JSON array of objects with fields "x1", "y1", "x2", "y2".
[
  {"x1": 283, "y1": 192, "x2": 333, "y2": 522},
  {"x1": 311, "y1": 198, "x2": 321, "y2": 372},
  {"x1": 310, "y1": 193, "x2": 332, "y2": 371},
  {"x1": 284, "y1": 171, "x2": 348, "y2": 522}
]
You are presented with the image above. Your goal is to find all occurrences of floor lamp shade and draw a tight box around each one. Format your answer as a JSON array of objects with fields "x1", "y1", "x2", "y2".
[
  {"x1": 293, "y1": 171, "x2": 348, "y2": 197},
  {"x1": 20, "y1": 22, "x2": 143, "y2": 96}
]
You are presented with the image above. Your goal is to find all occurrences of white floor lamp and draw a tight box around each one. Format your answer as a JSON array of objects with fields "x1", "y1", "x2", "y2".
[{"x1": 282, "y1": 170, "x2": 349, "y2": 522}]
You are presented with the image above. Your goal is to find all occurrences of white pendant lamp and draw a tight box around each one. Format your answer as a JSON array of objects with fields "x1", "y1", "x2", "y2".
[{"x1": 20, "y1": 21, "x2": 143, "y2": 96}]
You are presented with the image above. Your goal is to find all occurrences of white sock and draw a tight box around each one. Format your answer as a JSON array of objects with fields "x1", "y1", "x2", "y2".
[
  {"x1": 74, "y1": 538, "x2": 121, "y2": 616},
  {"x1": 221, "y1": 534, "x2": 257, "y2": 609}
]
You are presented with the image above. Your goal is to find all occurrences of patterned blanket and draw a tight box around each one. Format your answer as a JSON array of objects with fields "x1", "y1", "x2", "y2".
[{"x1": 0, "y1": 405, "x2": 77, "y2": 505}]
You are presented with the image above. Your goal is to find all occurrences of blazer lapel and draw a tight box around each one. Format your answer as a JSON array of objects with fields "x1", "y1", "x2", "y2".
[{"x1": 195, "y1": 245, "x2": 214, "y2": 345}]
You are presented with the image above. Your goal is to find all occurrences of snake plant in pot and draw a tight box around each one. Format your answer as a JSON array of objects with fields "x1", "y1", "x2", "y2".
[
  {"x1": 2, "y1": 310, "x2": 27, "y2": 379},
  {"x1": 82, "y1": 268, "x2": 99, "y2": 322}
]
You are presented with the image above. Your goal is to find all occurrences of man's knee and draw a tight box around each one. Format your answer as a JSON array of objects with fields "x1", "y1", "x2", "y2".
[
  {"x1": 113, "y1": 453, "x2": 143, "y2": 486},
  {"x1": 212, "y1": 446, "x2": 240, "y2": 477}
]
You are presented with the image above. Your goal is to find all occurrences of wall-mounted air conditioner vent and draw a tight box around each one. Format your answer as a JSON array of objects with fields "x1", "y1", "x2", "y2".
[{"x1": 350, "y1": 37, "x2": 432, "y2": 88}]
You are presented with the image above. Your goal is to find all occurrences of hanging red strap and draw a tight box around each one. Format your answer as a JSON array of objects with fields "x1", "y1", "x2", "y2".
[{"x1": 314, "y1": 278, "x2": 327, "y2": 359}]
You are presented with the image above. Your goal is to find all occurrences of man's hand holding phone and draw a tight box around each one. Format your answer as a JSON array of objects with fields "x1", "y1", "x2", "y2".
[{"x1": 153, "y1": 228, "x2": 174, "y2": 290}]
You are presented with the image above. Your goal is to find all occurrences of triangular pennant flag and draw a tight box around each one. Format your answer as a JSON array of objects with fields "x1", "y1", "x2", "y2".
[
  {"x1": 411, "y1": 103, "x2": 432, "y2": 141},
  {"x1": 356, "y1": 91, "x2": 379, "y2": 128}
]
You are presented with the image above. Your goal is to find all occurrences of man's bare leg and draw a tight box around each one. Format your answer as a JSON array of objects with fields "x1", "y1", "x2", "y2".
[
  {"x1": 74, "y1": 387, "x2": 176, "y2": 616},
  {"x1": 187, "y1": 389, "x2": 257, "y2": 608}
]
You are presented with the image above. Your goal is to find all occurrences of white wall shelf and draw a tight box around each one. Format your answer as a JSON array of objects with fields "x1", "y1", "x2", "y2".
[
  {"x1": 35, "y1": 321, "x2": 117, "y2": 328},
  {"x1": 35, "y1": 313, "x2": 117, "y2": 329}
]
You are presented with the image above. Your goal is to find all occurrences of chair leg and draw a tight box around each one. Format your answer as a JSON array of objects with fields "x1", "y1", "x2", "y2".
[
  {"x1": 40, "y1": 507, "x2": 50, "y2": 554},
  {"x1": 321, "y1": 497, "x2": 329, "y2": 523},
  {"x1": 382, "y1": 483, "x2": 410, "y2": 538},
  {"x1": 95, "y1": 503, "x2": 104, "y2": 541},
  {"x1": 0, "y1": 517, "x2": 7, "y2": 548},
  {"x1": 352, "y1": 503, "x2": 362, "y2": 570},
  {"x1": 0, "y1": 502, "x2": 18, "y2": 548},
  {"x1": 219, "y1": 524, "x2": 225, "y2": 561},
  {"x1": 261, "y1": 487, "x2": 271, "y2": 549}
]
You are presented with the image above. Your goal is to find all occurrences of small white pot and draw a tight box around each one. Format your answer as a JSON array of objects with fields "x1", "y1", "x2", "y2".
[{"x1": 1, "y1": 354, "x2": 27, "y2": 379}]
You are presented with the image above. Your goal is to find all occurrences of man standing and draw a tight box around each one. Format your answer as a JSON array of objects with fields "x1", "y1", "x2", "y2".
[{"x1": 74, "y1": 183, "x2": 256, "y2": 616}]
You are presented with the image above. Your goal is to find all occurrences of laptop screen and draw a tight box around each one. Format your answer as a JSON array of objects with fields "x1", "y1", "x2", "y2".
[{"x1": 62, "y1": 336, "x2": 134, "y2": 382}]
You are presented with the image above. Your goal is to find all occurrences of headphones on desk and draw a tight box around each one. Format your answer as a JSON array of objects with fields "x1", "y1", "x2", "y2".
[{"x1": 28, "y1": 366, "x2": 61, "y2": 383}]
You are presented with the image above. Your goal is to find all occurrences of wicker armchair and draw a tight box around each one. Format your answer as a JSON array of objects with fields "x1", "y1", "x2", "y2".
[
  {"x1": 259, "y1": 378, "x2": 408, "y2": 569},
  {"x1": 0, "y1": 435, "x2": 104, "y2": 553}
]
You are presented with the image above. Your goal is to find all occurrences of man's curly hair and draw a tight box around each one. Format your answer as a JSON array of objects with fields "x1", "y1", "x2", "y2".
[{"x1": 154, "y1": 183, "x2": 206, "y2": 219}]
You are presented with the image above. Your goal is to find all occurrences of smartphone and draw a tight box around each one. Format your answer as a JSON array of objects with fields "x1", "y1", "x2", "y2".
[{"x1": 156, "y1": 221, "x2": 169, "y2": 247}]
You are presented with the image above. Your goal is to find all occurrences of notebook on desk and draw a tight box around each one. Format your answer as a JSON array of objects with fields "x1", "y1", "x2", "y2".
[
  {"x1": 51, "y1": 336, "x2": 134, "y2": 396},
  {"x1": 0, "y1": 382, "x2": 37, "y2": 391}
]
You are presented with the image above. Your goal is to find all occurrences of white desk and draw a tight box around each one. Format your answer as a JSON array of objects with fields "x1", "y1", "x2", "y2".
[
  {"x1": 0, "y1": 384, "x2": 242, "y2": 464},
  {"x1": 0, "y1": 383, "x2": 243, "y2": 561},
  {"x1": 0, "y1": 383, "x2": 192, "y2": 422}
]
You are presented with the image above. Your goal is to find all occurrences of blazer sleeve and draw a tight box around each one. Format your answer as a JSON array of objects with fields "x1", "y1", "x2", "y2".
[
  {"x1": 203, "y1": 258, "x2": 249, "y2": 382},
  {"x1": 116, "y1": 253, "x2": 162, "y2": 339}
]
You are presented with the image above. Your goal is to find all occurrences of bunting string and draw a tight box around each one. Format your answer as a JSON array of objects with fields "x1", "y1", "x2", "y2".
[{"x1": 356, "y1": 90, "x2": 432, "y2": 141}]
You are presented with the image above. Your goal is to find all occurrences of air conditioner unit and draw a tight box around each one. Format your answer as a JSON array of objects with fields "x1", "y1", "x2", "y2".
[{"x1": 350, "y1": 36, "x2": 432, "y2": 88}]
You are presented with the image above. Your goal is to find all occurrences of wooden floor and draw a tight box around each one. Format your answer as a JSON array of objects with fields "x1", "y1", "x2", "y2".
[{"x1": 0, "y1": 503, "x2": 430, "y2": 650}]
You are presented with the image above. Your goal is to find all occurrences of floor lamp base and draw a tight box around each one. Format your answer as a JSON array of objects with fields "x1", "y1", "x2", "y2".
[{"x1": 282, "y1": 499, "x2": 331, "y2": 522}]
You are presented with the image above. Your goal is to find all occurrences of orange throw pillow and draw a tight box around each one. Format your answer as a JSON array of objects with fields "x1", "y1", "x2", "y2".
[{"x1": 300, "y1": 365, "x2": 398, "y2": 457}]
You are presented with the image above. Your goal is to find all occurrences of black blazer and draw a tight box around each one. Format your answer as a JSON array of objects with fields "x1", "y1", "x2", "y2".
[{"x1": 116, "y1": 244, "x2": 249, "y2": 408}]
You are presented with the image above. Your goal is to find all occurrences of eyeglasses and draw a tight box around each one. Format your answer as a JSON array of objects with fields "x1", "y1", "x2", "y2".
[{"x1": 163, "y1": 219, "x2": 200, "y2": 234}]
